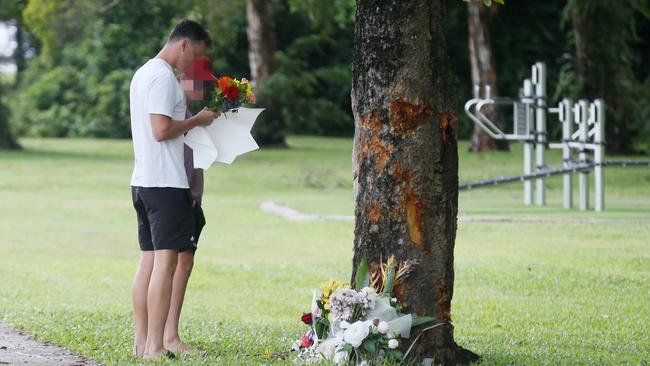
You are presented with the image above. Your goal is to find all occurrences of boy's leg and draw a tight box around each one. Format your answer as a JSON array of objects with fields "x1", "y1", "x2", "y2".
[
  {"x1": 143, "y1": 249, "x2": 178, "y2": 360},
  {"x1": 132, "y1": 251, "x2": 154, "y2": 357},
  {"x1": 164, "y1": 250, "x2": 199, "y2": 353}
]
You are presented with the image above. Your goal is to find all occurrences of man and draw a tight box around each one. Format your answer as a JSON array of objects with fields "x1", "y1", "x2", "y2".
[
  {"x1": 162, "y1": 56, "x2": 214, "y2": 355},
  {"x1": 129, "y1": 19, "x2": 219, "y2": 360}
]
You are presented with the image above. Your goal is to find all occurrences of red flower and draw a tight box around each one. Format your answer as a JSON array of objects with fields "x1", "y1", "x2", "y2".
[
  {"x1": 299, "y1": 332, "x2": 313, "y2": 348},
  {"x1": 301, "y1": 313, "x2": 313, "y2": 325},
  {"x1": 224, "y1": 84, "x2": 240, "y2": 101}
]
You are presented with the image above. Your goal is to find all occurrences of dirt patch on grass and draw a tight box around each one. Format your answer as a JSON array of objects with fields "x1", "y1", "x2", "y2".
[{"x1": 0, "y1": 324, "x2": 103, "y2": 366}]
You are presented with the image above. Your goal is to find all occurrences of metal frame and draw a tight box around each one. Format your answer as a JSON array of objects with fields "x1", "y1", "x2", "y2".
[{"x1": 462, "y1": 61, "x2": 639, "y2": 212}]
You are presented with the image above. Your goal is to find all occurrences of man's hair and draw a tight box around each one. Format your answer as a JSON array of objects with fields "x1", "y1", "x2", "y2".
[{"x1": 168, "y1": 19, "x2": 212, "y2": 48}]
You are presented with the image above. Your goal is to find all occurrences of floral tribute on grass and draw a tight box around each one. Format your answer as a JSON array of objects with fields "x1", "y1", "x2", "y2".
[{"x1": 292, "y1": 256, "x2": 436, "y2": 365}]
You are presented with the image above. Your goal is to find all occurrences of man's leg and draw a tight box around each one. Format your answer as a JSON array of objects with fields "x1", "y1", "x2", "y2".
[
  {"x1": 164, "y1": 250, "x2": 199, "y2": 353},
  {"x1": 143, "y1": 249, "x2": 178, "y2": 360},
  {"x1": 132, "y1": 251, "x2": 154, "y2": 357}
]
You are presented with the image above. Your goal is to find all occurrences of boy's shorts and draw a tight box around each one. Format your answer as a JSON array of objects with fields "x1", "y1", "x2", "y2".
[
  {"x1": 132, "y1": 186, "x2": 195, "y2": 251},
  {"x1": 181, "y1": 204, "x2": 206, "y2": 253}
]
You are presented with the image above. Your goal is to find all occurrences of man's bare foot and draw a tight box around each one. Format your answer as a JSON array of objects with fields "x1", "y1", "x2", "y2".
[
  {"x1": 164, "y1": 339, "x2": 200, "y2": 354},
  {"x1": 142, "y1": 348, "x2": 175, "y2": 361},
  {"x1": 133, "y1": 343, "x2": 145, "y2": 357}
]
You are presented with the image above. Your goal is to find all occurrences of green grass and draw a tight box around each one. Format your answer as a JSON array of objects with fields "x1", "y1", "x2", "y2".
[{"x1": 0, "y1": 136, "x2": 648, "y2": 365}]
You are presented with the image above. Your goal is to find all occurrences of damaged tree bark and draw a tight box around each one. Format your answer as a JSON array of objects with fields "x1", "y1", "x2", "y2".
[{"x1": 351, "y1": 1, "x2": 478, "y2": 364}]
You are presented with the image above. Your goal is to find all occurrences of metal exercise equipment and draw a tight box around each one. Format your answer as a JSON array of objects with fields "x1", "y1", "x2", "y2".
[{"x1": 463, "y1": 62, "x2": 650, "y2": 212}]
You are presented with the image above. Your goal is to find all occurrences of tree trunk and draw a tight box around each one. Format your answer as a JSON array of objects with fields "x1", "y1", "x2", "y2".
[
  {"x1": 0, "y1": 121, "x2": 19, "y2": 150},
  {"x1": 245, "y1": 0, "x2": 286, "y2": 147},
  {"x1": 351, "y1": 1, "x2": 478, "y2": 364},
  {"x1": 467, "y1": 0, "x2": 508, "y2": 152},
  {"x1": 14, "y1": 18, "x2": 26, "y2": 86},
  {"x1": 0, "y1": 89, "x2": 19, "y2": 150}
]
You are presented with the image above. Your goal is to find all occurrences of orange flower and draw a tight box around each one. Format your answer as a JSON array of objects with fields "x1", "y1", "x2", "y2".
[{"x1": 217, "y1": 76, "x2": 233, "y2": 93}]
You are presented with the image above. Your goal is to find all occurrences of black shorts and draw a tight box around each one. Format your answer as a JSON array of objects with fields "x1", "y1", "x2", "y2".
[
  {"x1": 185, "y1": 204, "x2": 206, "y2": 253},
  {"x1": 132, "y1": 186, "x2": 196, "y2": 251}
]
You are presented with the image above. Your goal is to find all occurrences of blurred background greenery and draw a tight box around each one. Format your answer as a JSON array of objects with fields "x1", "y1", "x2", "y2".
[{"x1": 0, "y1": 0, "x2": 648, "y2": 151}]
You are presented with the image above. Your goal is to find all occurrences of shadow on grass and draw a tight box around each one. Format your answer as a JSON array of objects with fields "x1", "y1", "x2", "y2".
[{"x1": 472, "y1": 350, "x2": 545, "y2": 366}]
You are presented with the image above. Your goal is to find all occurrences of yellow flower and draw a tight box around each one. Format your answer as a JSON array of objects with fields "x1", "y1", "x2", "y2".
[{"x1": 319, "y1": 278, "x2": 347, "y2": 308}]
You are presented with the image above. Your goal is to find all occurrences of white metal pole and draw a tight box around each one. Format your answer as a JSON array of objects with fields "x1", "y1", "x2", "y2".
[
  {"x1": 534, "y1": 62, "x2": 547, "y2": 206},
  {"x1": 561, "y1": 99, "x2": 573, "y2": 209},
  {"x1": 523, "y1": 79, "x2": 534, "y2": 205},
  {"x1": 576, "y1": 100, "x2": 589, "y2": 211},
  {"x1": 593, "y1": 99, "x2": 605, "y2": 211}
]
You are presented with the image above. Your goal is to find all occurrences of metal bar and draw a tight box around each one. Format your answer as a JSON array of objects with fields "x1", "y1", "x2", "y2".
[
  {"x1": 561, "y1": 99, "x2": 573, "y2": 209},
  {"x1": 460, "y1": 164, "x2": 593, "y2": 191},
  {"x1": 463, "y1": 99, "x2": 505, "y2": 140},
  {"x1": 534, "y1": 62, "x2": 547, "y2": 206},
  {"x1": 523, "y1": 78, "x2": 534, "y2": 205},
  {"x1": 602, "y1": 160, "x2": 650, "y2": 167},
  {"x1": 476, "y1": 99, "x2": 509, "y2": 137},
  {"x1": 550, "y1": 142, "x2": 600, "y2": 150},
  {"x1": 459, "y1": 160, "x2": 649, "y2": 191},
  {"x1": 566, "y1": 141, "x2": 599, "y2": 150},
  {"x1": 504, "y1": 134, "x2": 535, "y2": 141},
  {"x1": 576, "y1": 100, "x2": 590, "y2": 211},
  {"x1": 593, "y1": 100, "x2": 605, "y2": 211}
]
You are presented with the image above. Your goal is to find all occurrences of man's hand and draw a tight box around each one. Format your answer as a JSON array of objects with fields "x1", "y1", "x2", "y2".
[
  {"x1": 151, "y1": 108, "x2": 219, "y2": 142},
  {"x1": 195, "y1": 107, "x2": 220, "y2": 126}
]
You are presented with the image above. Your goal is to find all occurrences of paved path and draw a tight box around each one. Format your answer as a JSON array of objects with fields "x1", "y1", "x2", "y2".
[
  {"x1": 260, "y1": 201, "x2": 354, "y2": 222},
  {"x1": 260, "y1": 201, "x2": 650, "y2": 224},
  {"x1": 0, "y1": 325, "x2": 102, "y2": 366}
]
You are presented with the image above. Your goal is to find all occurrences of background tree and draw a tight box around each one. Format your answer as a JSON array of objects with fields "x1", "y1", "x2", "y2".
[
  {"x1": 22, "y1": 0, "x2": 93, "y2": 65},
  {"x1": 0, "y1": 83, "x2": 19, "y2": 149},
  {"x1": 466, "y1": 0, "x2": 508, "y2": 152},
  {"x1": 351, "y1": 1, "x2": 478, "y2": 363},
  {"x1": 246, "y1": 0, "x2": 285, "y2": 146},
  {"x1": 3, "y1": 0, "x2": 647, "y2": 152}
]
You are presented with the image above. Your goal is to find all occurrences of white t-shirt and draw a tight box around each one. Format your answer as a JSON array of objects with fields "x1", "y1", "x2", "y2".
[{"x1": 129, "y1": 58, "x2": 188, "y2": 188}]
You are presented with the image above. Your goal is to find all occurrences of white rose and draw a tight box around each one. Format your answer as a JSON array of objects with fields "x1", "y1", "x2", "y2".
[
  {"x1": 388, "y1": 339, "x2": 399, "y2": 349},
  {"x1": 339, "y1": 320, "x2": 350, "y2": 329},
  {"x1": 377, "y1": 321, "x2": 389, "y2": 334},
  {"x1": 342, "y1": 320, "x2": 371, "y2": 347}
]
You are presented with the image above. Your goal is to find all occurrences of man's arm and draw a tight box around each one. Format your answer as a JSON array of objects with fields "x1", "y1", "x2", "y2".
[{"x1": 151, "y1": 107, "x2": 219, "y2": 142}]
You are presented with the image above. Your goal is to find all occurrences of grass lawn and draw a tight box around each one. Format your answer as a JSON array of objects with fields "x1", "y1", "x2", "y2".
[{"x1": 0, "y1": 136, "x2": 648, "y2": 365}]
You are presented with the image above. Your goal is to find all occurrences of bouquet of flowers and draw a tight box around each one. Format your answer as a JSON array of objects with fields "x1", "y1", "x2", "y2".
[
  {"x1": 211, "y1": 76, "x2": 257, "y2": 112},
  {"x1": 292, "y1": 256, "x2": 434, "y2": 366}
]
